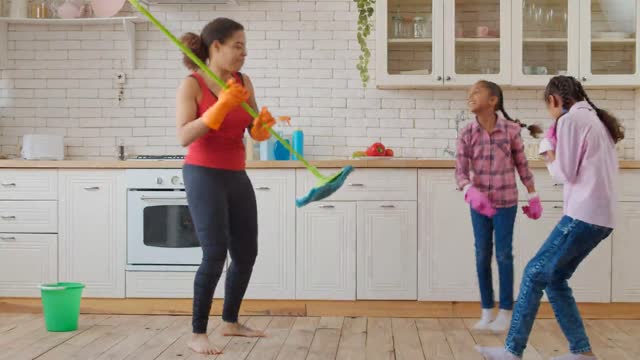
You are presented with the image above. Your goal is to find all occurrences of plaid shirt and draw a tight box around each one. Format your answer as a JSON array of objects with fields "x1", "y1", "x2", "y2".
[{"x1": 455, "y1": 115, "x2": 535, "y2": 208}]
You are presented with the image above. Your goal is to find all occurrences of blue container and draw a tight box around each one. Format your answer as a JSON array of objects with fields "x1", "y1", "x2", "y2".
[
  {"x1": 260, "y1": 137, "x2": 276, "y2": 160},
  {"x1": 291, "y1": 130, "x2": 304, "y2": 160},
  {"x1": 274, "y1": 138, "x2": 291, "y2": 160}
]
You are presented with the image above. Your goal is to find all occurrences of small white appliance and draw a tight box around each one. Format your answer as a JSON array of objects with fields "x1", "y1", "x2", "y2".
[{"x1": 21, "y1": 134, "x2": 65, "y2": 160}]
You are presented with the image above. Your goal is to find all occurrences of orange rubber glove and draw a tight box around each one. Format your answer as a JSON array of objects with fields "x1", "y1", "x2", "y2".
[
  {"x1": 250, "y1": 107, "x2": 279, "y2": 141},
  {"x1": 201, "y1": 78, "x2": 250, "y2": 130}
]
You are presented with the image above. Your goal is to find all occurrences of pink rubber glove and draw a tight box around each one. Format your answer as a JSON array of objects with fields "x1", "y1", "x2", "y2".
[
  {"x1": 464, "y1": 186, "x2": 497, "y2": 218},
  {"x1": 522, "y1": 194, "x2": 543, "y2": 220},
  {"x1": 545, "y1": 124, "x2": 557, "y2": 148}
]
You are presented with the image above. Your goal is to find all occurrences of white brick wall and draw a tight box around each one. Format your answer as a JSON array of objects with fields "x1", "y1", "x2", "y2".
[{"x1": 0, "y1": 0, "x2": 636, "y2": 159}]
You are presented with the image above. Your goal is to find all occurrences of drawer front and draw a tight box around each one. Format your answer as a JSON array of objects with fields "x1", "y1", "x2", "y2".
[
  {"x1": 0, "y1": 170, "x2": 57, "y2": 200},
  {"x1": 0, "y1": 234, "x2": 57, "y2": 297},
  {"x1": 126, "y1": 271, "x2": 224, "y2": 299},
  {"x1": 518, "y1": 169, "x2": 564, "y2": 201},
  {"x1": 620, "y1": 170, "x2": 640, "y2": 201},
  {"x1": 296, "y1": 168, "x2": 417, "y2": 201},
  {"x1": 0, "y1": 201, "x2": 57, "y2": 233}
]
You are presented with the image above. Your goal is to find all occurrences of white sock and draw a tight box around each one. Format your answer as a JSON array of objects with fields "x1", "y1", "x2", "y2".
[
  {"x1": 551, "y1": 354, "x2": 597, "y2": 360},
  {"x1": 475, "y1": 346, "x2": 521, "y2": 360},
  {"x1": 473, "y1": 308, "x2": 495, "y2": 330},
  {"x1": 489, "y1": 309, "x2": 512, "y2": 333}
]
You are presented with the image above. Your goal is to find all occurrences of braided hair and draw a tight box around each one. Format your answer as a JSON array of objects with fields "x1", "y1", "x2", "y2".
[
  {"x1": 544, "y1": 76, "x2": 625, "y2": 144},
  {"x1": 477, "y1": 80, "x2": 543, "y2": 138}
]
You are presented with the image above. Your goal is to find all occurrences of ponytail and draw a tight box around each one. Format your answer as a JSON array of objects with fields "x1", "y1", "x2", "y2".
[
  {"x1": 477, "y1": 80, "x2": 543, "y2": 138},
  {"x1": 180, "y1": 32, "x2": 208, "y2": 71},
  {"x1": 544, "y1": 76, "x2": 625, "y2": 143}
]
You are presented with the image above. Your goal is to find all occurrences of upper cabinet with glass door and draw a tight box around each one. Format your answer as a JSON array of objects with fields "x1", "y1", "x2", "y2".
[
  {"x1": 376, "y1": 0, "x2": 444, "y2": 88},
  {"x1": 580, "y1": 0, "x2": 640, "y2": 86},
  {"x1": 443, "y1": 0, "x2": 512, "y2": 85},
  {"x1": 512, "y1": 0, "x2": 580, "y2": 86}
]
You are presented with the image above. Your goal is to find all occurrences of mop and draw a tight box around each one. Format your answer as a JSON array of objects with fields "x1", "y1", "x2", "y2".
[{"x1": 127, "y1": 0, "x2": 353, "y2": 208}]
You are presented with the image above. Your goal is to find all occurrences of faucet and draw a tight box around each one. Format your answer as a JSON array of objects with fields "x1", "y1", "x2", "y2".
[{"x1": 442, "y1": 110, "x2": 468, "y2": 158}]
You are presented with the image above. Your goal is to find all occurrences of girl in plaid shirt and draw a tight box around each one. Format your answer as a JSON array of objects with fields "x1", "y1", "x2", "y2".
[{"x1": 456, "y1": 80, "x2": 543, "y2": 333}]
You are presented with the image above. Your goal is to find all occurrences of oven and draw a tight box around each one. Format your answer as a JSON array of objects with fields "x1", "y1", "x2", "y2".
[{"x1": 126, "y1": 168, "x2": 203, "y2": 269}]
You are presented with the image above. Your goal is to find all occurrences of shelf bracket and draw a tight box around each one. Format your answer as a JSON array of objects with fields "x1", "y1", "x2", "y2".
[
  {"x1": 0, "y1": 22, "x2": 7, "y2": 69},
  {"x1": 123, "y1": 19, "x2": 136, "y2": 69}
]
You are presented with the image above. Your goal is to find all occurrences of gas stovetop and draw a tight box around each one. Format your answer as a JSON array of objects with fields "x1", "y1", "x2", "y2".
[{"x1": 130, "y1": 155, "x2": 185, "y2": 161}]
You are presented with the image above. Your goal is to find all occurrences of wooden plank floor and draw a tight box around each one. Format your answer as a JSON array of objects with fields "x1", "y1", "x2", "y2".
[{"x1": 0, "y1": 314, "x2": 638, "y2": 360}]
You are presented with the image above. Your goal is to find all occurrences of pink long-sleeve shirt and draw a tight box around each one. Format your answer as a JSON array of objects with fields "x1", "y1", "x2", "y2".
[
  {"x1": 455, "y1": 114, "x2": 535, "y2": 208},
  {"x1": 547, "y1": 101, "x2": 618, "y2": 228}
]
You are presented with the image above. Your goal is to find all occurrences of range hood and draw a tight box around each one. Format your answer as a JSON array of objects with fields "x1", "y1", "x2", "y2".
[{"x1": 140, "y1": 0, "x2": 236, "y2": 4}]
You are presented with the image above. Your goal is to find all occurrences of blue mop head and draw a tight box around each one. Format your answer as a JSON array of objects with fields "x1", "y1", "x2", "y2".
[{"x1": 295, "y1": 166, "x2": 354, "y2": 208}]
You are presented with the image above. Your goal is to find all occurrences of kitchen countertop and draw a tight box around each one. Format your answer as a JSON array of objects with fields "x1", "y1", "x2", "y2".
[{"x1": 1, "y1": 159, "x2": 640, "y2": 169}]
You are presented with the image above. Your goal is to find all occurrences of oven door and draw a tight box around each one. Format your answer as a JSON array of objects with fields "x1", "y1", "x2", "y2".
[{"x1": 127, "y1": 190, "x2": 202, "y2": 265}]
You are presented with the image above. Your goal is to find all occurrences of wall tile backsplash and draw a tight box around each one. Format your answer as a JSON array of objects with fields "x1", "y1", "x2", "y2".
[{"x1": 0, "y1": 0, "x2": 636, "y2": 159}]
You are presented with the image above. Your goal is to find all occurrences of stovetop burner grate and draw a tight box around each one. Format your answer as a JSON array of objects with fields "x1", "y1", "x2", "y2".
[{"x1": 134, "y1": 155, "x2": 185, "y2": 160}]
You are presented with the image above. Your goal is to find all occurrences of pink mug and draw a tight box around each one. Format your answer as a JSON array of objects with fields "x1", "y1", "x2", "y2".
[{"x1": 476, "y1": 26, "x2": 489, "y2": 37}]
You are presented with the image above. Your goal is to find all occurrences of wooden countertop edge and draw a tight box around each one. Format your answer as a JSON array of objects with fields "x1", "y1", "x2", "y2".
[{"x1": 1, "y1": 159, "x2": 639, "y2": 169}]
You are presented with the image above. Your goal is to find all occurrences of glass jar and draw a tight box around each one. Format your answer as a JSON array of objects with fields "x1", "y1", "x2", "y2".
[
  {"x1": 30, "y1": 0, "x2": 51, "y2": 18},
  {"x1": 414, "y1": 16, "x2": 427, "y2": 38},
  {"x1": 403, "y1": 16, "x2": 414, "y2": 38},
  {"x1": 392, "y1": 14, "x2": 403, "y2": 38}
]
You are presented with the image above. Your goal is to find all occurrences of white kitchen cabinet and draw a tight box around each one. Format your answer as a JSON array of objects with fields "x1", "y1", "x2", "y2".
[
  {"x1": 515, "y1": 202, "x2": 612, "y2": 303},
  {"x1": 418, "y1": 170, "x2": 479, "y2": 301},
  {"x1": 126, "y1": 271, "x2": 224, "y2": 299},
  {"x1": 579, "y1": 0, "x2": 640, "y2": 86},
  {"x1": 376, "y1": 0, "x2": 512, "y2": 87},
  {"x1": 58, "y1": 170, "x2": 126, "y2": 298},
  {"x1": 296, "y1": 168, "x2": 417, "y2": 202},
  {"x1": 0, "y1": 201, "x2": 57, "y2": 234},
  {"x1": 512, "y1": 0, "x2": 581, "y2": 86},
  {"x1": 0, "y1": 170, "x2": 57, "y2": 200},
  {"x1": 296, "y1": 202, "x2": 357, "y2": 300},
  {"x1": 376, "y1": 0, "x2": 445, "y2": 88},
  {"x1": 444, "y1": 0, "x2": 512, "y2": 85},
  {"x1": 244, "y1": 169, "x2": 296, "y2": 299},
  {"x1": 612, "y1": 202, "x2": 640, "y2": 302},
  {"x1": 357, "y1": 201, "x2": 417, "y2": 300},
  {"x1": 0, "y1": 234, "x2": 57, "y2": 297}
]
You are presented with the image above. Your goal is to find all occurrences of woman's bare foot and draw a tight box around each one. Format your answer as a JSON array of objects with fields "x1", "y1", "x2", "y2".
[
  {"x1": 221, "y1": 322, "x2": 266, "y2": 337},
  {"x1": 188, "y1": 333, "x2": 222, "y2": 355}
]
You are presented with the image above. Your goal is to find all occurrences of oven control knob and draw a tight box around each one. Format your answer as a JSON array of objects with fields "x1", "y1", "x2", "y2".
[
  {"x1": 156, "y1": 177, "x2": 163, "y2": 185},
  {"x1": 171, "y1": 176, "x2": 182, "y2": 185}
]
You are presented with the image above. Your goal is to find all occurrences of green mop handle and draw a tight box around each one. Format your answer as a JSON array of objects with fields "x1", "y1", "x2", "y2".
[{"x1": 128, "y1": 0, "x2": 323, "y2": 179}]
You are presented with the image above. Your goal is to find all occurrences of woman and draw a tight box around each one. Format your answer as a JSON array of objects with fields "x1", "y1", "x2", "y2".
[{"x1": 176, "y1": 18, "x2": 276, "y2": 355}]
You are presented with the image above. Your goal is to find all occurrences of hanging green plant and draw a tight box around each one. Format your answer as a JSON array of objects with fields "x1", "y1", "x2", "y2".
[{"x1": 354, "y1": 0, "x2": 375, "y2": 87}]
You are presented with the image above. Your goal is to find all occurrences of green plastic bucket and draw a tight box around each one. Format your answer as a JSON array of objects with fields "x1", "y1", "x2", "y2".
[{"x1": 40, "y1": 282, "x2": 85, "y2": 332}]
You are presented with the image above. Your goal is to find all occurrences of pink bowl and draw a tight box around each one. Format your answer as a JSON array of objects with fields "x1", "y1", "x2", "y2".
[{"x1": 91, "y1": 0, "x2": 126, "y2": 18}]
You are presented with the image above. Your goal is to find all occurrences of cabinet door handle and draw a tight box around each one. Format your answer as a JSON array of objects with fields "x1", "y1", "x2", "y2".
[
  {"x1": 255, "y1": 186, "x2": 271, "y2": 191},
  {"x1": 348, "y1": 183, "x2": 364, "y2": 187},
  {"x1": 446, "y1": 76, "x2": 452, "y2": 81},
  {"x1": 84, "y1": 186, "x2": 100, "y2": 191},
  {"x1": 553, "y1": 205, "x2": 563, "y2": 209},
  {"x1": 1, "y1": 215, "x2": 16, "y2": 220},
  {"x1": 380, "y1": 205, "x2": 396, "y2": 209},
  {"x1": 318, "y1": 204, "x2": 335, "y2": 209},
  {"x1": 0, "y1": 236, "x2": 16, "y2": 241},
  {"x1": 553, "y1": 183, "x2": 563, "y2": 187},
  {"x1": 1, "y1": 182, "x2": 16, "y2": 187},
  {"x1": 436, "y1": 75, "x2": 443, "y2": 81}
]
